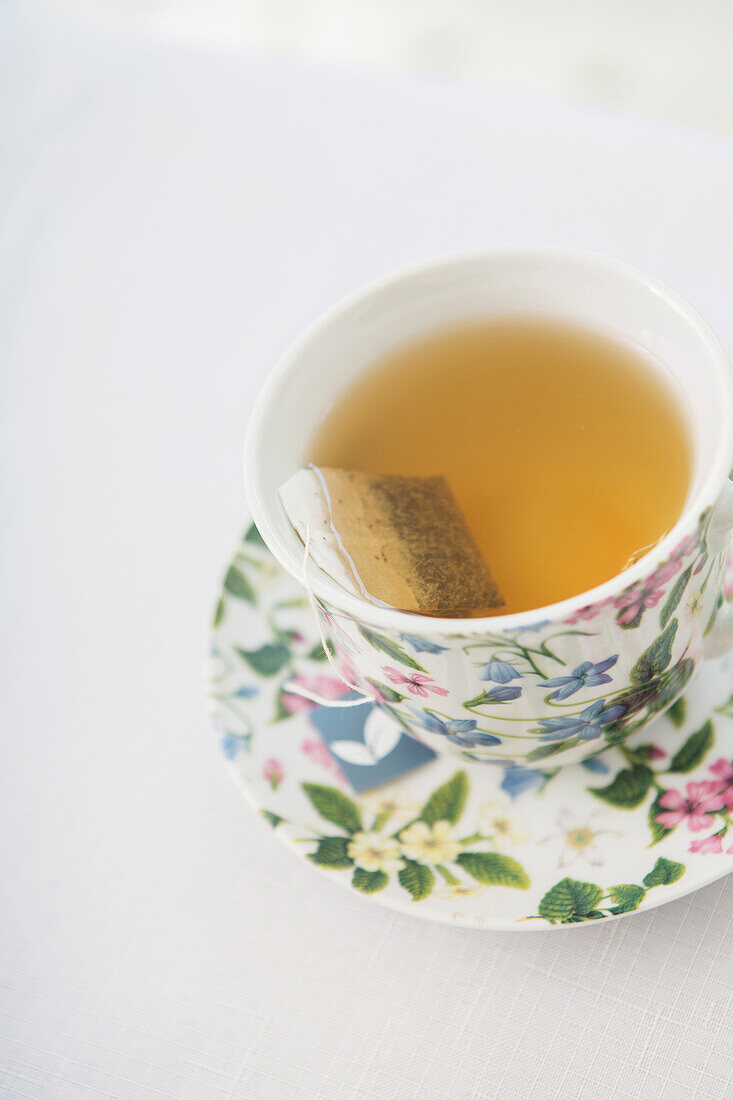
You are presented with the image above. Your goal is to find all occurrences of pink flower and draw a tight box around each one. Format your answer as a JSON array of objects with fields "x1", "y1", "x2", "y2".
[
  {"x1": 301, "y1": 738, "x2": 347, "y2": 784},
  {"x1": 614, "y1": 584, "x2": 664, "y2": 625},
  {"x1": 709, "y1": 757, "x2": 733, "y2": 809},
  {"x1": 710, "y1": 757, "x2": 733, "y2": 784},
  {"x1": 263, "y1": 758, "x2": 284, "y2": 790},
  {"x1": 281, "y1": 673, "x2": 350, "y2": 714},
  {"x1": 689, "y1": 833, "x2": 724, "y2": 855},
  {"x1": 615, "y1": 560, "x2": 683, "y2": 626},
  {"x1": 652, "y1": 558, "x2": 684, "y2": 586},
  {"x1": 647, "y1": 745, "x2": 667, "y2": 761},
  {"x1": 565, "y1": 599, "x2": 612, "y2": 625},
  {"x1": 381, "y1": 666, "x2": 449, "y2": 697},
  {"x1": 671, "y1": 532, "x2": 700, "y2": 561},
  {"x1": 656, "y1": 781, "x2": 727, "y2": 832},
  {"x1": 337, "y1": 654, "x2": 361, "y2": 686}
]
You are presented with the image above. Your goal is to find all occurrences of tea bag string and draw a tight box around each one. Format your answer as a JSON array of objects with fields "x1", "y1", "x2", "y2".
[{"x1": 280, "y1": 523, "x2": 376, "y2": 709}]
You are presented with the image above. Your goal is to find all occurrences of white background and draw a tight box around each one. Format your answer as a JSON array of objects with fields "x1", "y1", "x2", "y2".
[
  {"x1": 2, "y1": 6, "x2": 733, "y2": 1098},
  {"x1": 42, "y1": 0, "x2": 733, "y2": 135}
]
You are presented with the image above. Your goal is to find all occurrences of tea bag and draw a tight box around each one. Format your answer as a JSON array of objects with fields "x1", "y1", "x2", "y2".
[{"x1": 280, "y1": 466, "x2": 504, "y2": 614}]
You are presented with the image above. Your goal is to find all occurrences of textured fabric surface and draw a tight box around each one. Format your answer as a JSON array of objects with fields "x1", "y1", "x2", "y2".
[{"x1": 1, "y1": 7, "x2": 732, "y2": 1098}]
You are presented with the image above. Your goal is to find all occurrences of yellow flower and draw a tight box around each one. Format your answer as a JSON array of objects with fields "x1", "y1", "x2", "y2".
[
  {"x1": 437, "y1": 882, "x2": 485, "y2": 900},
  {"x1": 478, "y1": 800, "x2": 529, "y2": 848},
  {"x1": 362, "y1": 795, "x2": 420, "y2": 821},
  {"x1": 399, "y1": 820, "x2": 462, "y2": 864},
  {"x1": 347, "y1": 831, "x2": 403, "y2": 873}
]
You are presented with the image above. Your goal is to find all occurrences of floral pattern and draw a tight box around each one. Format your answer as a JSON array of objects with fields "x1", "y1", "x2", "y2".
[
  {"x1": 544, "y1": 656, "x2": 618, "y2": 701},
  {"x1": 298, "y1": 769, "x2": 530, "y2": 899},
  {"x1": 207, "y1": 522, "x2": 733, "y2": 928},
  {"x1": 293, "y1": 506, "x2": 727, "y2": 768},
  {"x1": 381, "y1": 667, "x2": 449, "y2": 697},
  {"x1": 537, "y1": 700, "x2": 627, "y2": 742}
]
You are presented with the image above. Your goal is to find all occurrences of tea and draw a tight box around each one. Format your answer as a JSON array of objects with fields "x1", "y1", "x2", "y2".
[{"x1": 307, "y1": 318, "x2": 692, "y2": 616}]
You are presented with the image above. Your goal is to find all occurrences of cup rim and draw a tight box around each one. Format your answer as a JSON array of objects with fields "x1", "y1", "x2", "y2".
[{"x1": 244, "y1": 244, "x2": 733, "y2": 634}]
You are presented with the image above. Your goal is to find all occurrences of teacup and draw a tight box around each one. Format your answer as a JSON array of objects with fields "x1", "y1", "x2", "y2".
[{"x1": 244, "y1": 248, "x2": 733, "y2": 767}]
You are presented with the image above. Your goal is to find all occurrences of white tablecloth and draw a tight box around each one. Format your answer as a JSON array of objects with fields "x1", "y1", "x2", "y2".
[{"x1": 2, "y1": 6, "x2": 732, "y2": 1099}]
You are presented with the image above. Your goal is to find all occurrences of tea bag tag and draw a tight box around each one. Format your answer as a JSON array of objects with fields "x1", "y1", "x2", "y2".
[{"x1": 279, "y1": 467, "x2": 377, "y2": 603}]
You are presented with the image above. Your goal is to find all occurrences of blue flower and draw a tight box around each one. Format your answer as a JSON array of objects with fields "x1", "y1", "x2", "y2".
[
  {"x1": 402, "y1": 634, "x2": 448, "y2": 654},
  {"x1": 505, "y1": 619, "x2": 552, "y2": 634},
  {"x1": 581, "y1": 755, "x2": 611, "y2": 775},
  {"x1": 501, "y1": 765, "x2": 546, "y2": 799},
  {"x1": 222, "y1": 732, "x2": 251, "y2": 759},
  {"x1": 450, "y1": 730, "x2": 502, "y2": 748},
  {"x1": 537, "y1": 699, "x2": 626, "y2": 742},
  {"x1": 481, "y1": 660, "x2": 522, "y2": 684},
  {"x1": 234, "y1": 685, "x2": 259, "y2": 699},
  {"x1": 543, "y1": 656, "x2": 618, "y2": 701},
  {"x1": 482, "y1": 685, "x2": 522, "y2": 703},
  {"x1": 416, "y1": 709, "x2": 477, "y2": 737},
  {"x1": 413, "y1": 709, "x2": 501, "y2": 748}
]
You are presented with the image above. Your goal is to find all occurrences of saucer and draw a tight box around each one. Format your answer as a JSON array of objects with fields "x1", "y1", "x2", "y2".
[{"x1": 207, "y1": 523, "x2": 733, "y2": 930}]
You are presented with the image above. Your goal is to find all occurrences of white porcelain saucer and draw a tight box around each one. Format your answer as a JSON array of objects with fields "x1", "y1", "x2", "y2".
[{"x1": 206, "y1": 523, "x2": 733, "y2": 930}]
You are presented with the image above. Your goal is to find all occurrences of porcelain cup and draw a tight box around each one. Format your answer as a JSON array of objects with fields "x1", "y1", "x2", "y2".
[{"x1": 245, "y1": 248, "x2": 733, "y2": 767}]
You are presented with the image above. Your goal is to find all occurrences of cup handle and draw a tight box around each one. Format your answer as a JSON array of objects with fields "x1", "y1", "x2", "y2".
[{"x1": 703, "y1": 480, "x2": 733, "y2": 658}]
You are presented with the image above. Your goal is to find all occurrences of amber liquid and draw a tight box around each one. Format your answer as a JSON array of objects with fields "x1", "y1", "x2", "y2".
[{"x1": 308, "y1": 318, "x2": 692, "y2": 616}]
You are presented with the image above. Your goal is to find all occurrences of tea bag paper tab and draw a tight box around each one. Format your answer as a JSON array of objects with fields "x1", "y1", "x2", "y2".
[
  {"x1": 308, "y1": 695, "x2": 436, "y2": 793},
  {"x1": 280, "y1": 466, "x2": 503, "y2": 613}
]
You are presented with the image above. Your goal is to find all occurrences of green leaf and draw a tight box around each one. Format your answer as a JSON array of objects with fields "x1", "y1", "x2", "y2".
[
  {"x1": 653, "y1": 659, "x2": 695, "y2": 714},
  {"x1": 419, "y1": 771, "x2": 468, "y2": 826},
  {"x1": 260, "y1": 810, "x2": 285, "y2": 828},
  {"x1": 631, "y1": 743, "x2": 656, "y2": 762},
  {"x1": 456, "y1": 852, "x2": 529, "y2": 890},
  {"x1": 302, "y1": 783, "x2": 362, "y2": 834},
  {"x1": 589, "y1": 764, "x2": 653, "y2": 809},
  {"x1": 608, "y1": 884, "x2": 646, "y2": 914},
  {"x1": 604, "y1": 723, "x2": 634, "y2": 746},
  {"x1": 366, "y1": 678, "x2": 404, "y2": 703},
  {"x1": 667, "y1": 696, "x2": 686, "y2": 728},
  {"x1": 272, "y1": 685, "x2": 293, "y2": 722},
  {"x1": 352, "y1": 867, "x2": 388, "y2": 894},
  {"x1": 398, "y1": 860, "x2": 435, "y2": 900},
  {"x1": 308, "y1": 642, "x2": 331, "y2": 662},
  {"x1": 668, "y1": 720, "x2": 714, "y2": 773},
  {"x1": 526, "y1": 738, "x2": 579, "y2": 763},
  {"x1": 464, "y1": 691, "x2": 498, "y2": 708},
  {"x1": 643, "y1": 857, "x2": 685, "y2": 888},
  {"x1": 660, "y1": 566, "x2": 692, "y2": 629},
  {"x1": 537, "y1": 878, "x2": 604, "y2": 923},
  {"x1": 308, "y1": 836, "x2": 353, "y2": 869},
  {"x1": 244, "y1": 523, "x2": 267, "y2": 548},
  {"x1": 704, "y1": 592, "x2": 724, "y2": 636},
  {"x1": 618, "y1": 604, "x2": 644, "y2": 630},
  {"x1": 647, "y1": 792, "x2": 672, "y2": 846},
  {"x1": 631, "y1": 619, "x2": 678, "y2": 684},
  {"x1": 224, "y1": 565, "x2": 256, "y2": 604},
  {"x1": 213, "y1": 597, "x2": 225, "y2": 627},
  {"x1": 358, "y1": 627, "x2": 426, "y2": 672},
  {"x1": 237, "y1": 643, "x2": 290, "y2": 677}
]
